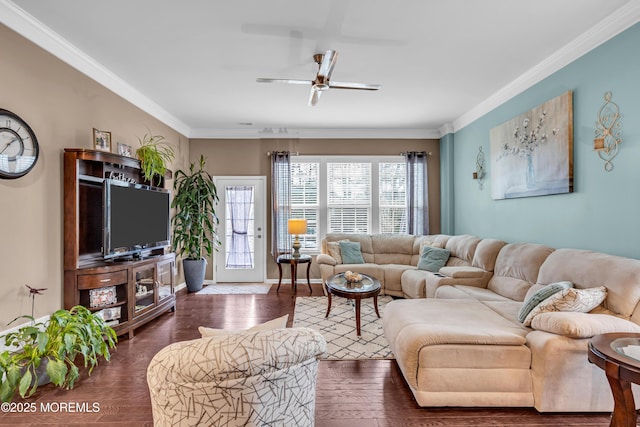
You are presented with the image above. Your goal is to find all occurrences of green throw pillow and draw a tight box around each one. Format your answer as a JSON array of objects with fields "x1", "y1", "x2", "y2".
[
  {"x1": 518, "y1": 281, "x2": 573, "y2": 323},
  {"x1": 417, "y1": 246, "x2": 450, "y2": 272},
  {"x1": 339, "y1": 241, "x2": 365, "y2": 264}
]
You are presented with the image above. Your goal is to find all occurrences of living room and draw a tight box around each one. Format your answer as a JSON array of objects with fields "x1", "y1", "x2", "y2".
[{"x1": 2, "y1": 1, "x2": 640, "y2": 425}]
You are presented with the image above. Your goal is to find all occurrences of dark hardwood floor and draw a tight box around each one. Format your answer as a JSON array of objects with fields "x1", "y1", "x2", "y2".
[{"x1": 0, "y1": 283, "x2": 614, "y2": 426}]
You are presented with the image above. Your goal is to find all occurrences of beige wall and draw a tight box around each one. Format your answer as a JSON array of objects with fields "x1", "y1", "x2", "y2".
[
  {"x1": 0, "y1": 24, "x2": 189, "y2": 330},
  {"x1": 190, "y1": 138, "x2": 441, "y2": 281}
]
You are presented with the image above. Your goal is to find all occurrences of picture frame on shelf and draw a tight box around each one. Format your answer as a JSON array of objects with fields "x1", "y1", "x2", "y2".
[
  {"x1": 89, "y1": 286, "x2": 117, "y2": 308},
  {"x1": 93, "y1": 128, "x2": 112, "y2": 152},
  {"x1": 117, "y1": 142, "x2": 132, "y2": 157}
]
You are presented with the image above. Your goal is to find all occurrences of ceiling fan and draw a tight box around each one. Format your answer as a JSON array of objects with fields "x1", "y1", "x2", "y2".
[{"x1": 256, "y1": 50, "x2": 381, "y2": 106}]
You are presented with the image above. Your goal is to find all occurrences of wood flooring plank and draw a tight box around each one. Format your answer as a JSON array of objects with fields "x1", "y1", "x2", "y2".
[{"x1": 0, "y1": 285, "x2": 615, "y2": 426}]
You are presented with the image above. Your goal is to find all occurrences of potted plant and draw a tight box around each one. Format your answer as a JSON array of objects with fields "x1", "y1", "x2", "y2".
[
  {"x1": 171, "y1": 155, "x2": 220, "y2": 292},
  {"x1": 135, "y1": 132, "x2": 175, "y2": 186},
  {"x1": 0, "y1": 305, "x2": 117, "y2": 402}
]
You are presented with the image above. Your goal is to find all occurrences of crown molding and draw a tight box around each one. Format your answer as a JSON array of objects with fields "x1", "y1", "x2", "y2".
[
  {"x1": 452, "y1": 0, "x2": 640, "y2": 133},
  {"x1": 0, "y1": 0, "x2": 191, "y2": 136},
  {"x1": 189, "y1": 127, "x2": 441, "y2": 139}
]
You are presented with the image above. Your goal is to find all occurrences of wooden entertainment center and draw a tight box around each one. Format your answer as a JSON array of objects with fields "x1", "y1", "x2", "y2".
[{"x1": 63, "y1": 148, "x2": 176, "y2": 339}]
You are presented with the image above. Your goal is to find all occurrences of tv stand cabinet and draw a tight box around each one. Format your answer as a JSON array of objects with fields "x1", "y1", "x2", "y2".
[{"x1": 63, "y1": 149, "x2": 176, "y2": 339}]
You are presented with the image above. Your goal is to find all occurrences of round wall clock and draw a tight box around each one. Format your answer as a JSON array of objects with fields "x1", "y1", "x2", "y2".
[{"x1": 0, "y1": 108, "x2": 40, "y2": 179}]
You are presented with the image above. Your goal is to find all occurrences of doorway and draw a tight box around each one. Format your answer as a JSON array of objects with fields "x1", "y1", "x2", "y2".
[{"x1": 214, "y1": 177, "x2": 266, "y2": 283}]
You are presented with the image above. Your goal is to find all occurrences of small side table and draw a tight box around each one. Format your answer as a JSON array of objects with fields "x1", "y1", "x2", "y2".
[
  {"x1": 588, "y1": 333, "x2": 640, "y2": 427},
  {"x1": 276, "y1": 254, "x2": 312, "y2": 294}
]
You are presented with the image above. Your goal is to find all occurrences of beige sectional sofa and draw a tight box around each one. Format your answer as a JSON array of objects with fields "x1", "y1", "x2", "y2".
[{"x1": 316, "y1": 233, "x2": 640, "y2": 412}]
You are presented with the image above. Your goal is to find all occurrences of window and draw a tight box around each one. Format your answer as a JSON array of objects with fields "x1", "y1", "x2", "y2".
[{"x1": 290, "y1": 156, "x2": 406, "y2": 252}]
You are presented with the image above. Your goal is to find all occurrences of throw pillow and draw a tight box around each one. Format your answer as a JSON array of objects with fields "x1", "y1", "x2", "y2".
[
  {"x1": 518, "y1": 281, "x2": 573, "y2": 323},
  {"x1": 417, "y1": 246, "x2": 451, "y2": 272},
  {"x1": 523, "y1": 286, "x2": 607, "y2": 327},
  {"x1": 339, "y1": 241, "x2": 365, "y2": 264},
  {"x1": 531, "y1": 311, "x2": 640, "y2": 339},
  {"x1": 198, "y1": 314, "x2": 289, "y2": 337}
]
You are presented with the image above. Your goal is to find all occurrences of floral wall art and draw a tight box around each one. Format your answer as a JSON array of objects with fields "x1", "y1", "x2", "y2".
[{"x1": 490, "y1": 91, "x2": 573, "y2": 200}]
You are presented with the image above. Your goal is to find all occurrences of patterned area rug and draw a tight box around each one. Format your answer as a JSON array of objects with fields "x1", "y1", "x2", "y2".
[
  {"x1": 196, "y1": 283, "x2": 272, "y2": 295},
  {"x1": 293, "y1": 295, "x2": 395, "y2": 360}
]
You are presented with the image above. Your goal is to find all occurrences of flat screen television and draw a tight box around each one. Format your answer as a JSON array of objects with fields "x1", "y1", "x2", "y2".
[{"x1": 103, "y1": 179, "x2": 170, "y2": 260}]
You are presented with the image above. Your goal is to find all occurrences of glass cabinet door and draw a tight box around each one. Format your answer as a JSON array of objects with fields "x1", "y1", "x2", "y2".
[
  {"x1": 133, "y1": 265, "x2": 156, "y2": 315},
  {"x1": 157, "y1": 258, "x2": 174, "y2": 302}
]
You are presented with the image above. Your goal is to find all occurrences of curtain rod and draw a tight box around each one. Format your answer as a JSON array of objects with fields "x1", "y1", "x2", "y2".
[
  {"x1": 400, "y1": 151, "x2": 432, "y2": 156},
  {"x1": 268, "y1": 151, "x2": 432, "y2": 156},
  {"x1": 266, "y1": 151, "x2": 299, "y2": 156}
]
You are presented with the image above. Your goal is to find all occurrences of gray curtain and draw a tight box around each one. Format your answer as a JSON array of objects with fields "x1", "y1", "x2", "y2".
[
  {"x1": 271, "y1": 151, "x2": 291, "y2": 259},
  {"x1": 405, "y1": 151, "x2": 429, "y2": 235},
  {"x1": 225, "y1": 186, "x2": 254, "y2": 269}
]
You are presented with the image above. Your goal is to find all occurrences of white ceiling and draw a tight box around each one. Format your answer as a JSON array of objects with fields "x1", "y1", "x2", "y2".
[{"x1": 2, "y1": 0, "x2": 639, "y2": 138}]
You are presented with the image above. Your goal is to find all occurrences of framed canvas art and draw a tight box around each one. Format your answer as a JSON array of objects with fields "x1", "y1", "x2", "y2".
[{"x1": 490, "y1": 91, "x2": 573, "y2": 200}]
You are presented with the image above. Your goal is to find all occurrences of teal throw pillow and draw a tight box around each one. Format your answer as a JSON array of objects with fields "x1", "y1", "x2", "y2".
[
  {"x1": 339, "y1": 241, "x2": 365, "y2": 264},
  {"x1": 518, "y1": 281, "x2": 574, "y2": 323},
  {"x1": 417, "y1": 246, "x2": 450, "y2": 272}
]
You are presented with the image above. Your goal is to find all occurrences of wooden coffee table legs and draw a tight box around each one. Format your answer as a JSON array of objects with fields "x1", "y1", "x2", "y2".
[
  {"x1": 325, "y1": 291, "x2": 380, "y2": 336},
  {"x1": 605, "y1": 364, "x2": 636, "y2": 427}
]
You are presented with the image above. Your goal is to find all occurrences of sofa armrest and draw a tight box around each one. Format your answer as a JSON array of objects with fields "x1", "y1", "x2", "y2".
[
  {"x1": 439, "y1": 266, "x2": 487, "y2": 278},
  {"x1": 316, "y1": 253, "x2": 337, "y2": 266}
]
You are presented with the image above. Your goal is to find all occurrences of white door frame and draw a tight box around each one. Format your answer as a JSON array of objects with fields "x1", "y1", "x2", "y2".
[{"x1": 213, "y1": 176, "x2": 267, "y2": 283}]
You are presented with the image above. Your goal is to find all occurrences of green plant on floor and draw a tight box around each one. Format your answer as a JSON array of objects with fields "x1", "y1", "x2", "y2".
[
  {"x1": 171, "y1": 154, "x2": 220, "y2": 260},
  {"x1": 0, "y1": 305, "x2": 117, "y2": 402},
  {"x1": 135, "y1": 132, "x2": 175, "y2": 185}
]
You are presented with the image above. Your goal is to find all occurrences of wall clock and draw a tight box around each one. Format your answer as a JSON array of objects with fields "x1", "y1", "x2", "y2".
[{"x1": 0, "y1": 109, "x2": 39, "y2": 179}]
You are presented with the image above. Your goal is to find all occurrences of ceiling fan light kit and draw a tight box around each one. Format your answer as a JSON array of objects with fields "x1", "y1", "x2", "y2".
[{"x1": 257, "y1": 49, "x2": 381, "y2": 106}]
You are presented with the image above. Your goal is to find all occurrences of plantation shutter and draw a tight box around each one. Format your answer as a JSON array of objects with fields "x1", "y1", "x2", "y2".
[
  {"x1": 379, "y1": 162, "x2": 407, "y2": 233},
  {"x1": 291, "y1": 162, "x2": 319, "y2": 250},
  {"x1": 327, "y1": 162, "x2": 371, "y2": 233}
]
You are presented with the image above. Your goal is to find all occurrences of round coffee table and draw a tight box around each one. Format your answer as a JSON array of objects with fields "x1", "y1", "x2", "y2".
[
  {"x1": 324, "y1": 272, "x2": 381, "y2": 336},
  {"x1": 588, "y1": 333, "x2": 640, "y2": 427}
]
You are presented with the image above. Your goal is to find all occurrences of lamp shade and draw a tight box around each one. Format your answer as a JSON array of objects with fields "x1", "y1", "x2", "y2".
[{"x1": 288, "y1": 218, "x2": 307, "y2": 235}]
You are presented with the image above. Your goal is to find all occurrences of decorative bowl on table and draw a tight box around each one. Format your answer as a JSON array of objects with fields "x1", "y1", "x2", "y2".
[{"x1": 344, "y1": 270, "x2": 363, "y2": 283}]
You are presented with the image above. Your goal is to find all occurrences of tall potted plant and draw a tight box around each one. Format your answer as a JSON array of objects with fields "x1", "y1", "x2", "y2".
[{"x1": 171, "y1": 155, "x2": 220, "y2": 292}]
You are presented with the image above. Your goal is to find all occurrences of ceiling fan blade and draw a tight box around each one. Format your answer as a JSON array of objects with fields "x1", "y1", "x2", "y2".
[
  {"x1": 329, "y1": 81, "x2": 381, "y2": 90},
  {"x1": 256, "y1": 78, "x2": 312, "y2": 85},
  {"x1": 317, "y1": 50, "x2": 338, "y2": 80},
  {"x1": 308, "y1": 88, "x2": 322, "y2": 107}
]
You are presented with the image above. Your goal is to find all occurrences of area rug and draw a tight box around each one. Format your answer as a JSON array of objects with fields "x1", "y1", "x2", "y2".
[
  {"x1": 293, "y1": 295, "x2": 395, "y2": 360},
  {"x1": 196, "y1": 283, "x2": 272, "y2": 295}
]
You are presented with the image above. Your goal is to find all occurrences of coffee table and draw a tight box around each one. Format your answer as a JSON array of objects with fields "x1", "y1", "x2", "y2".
[
  {"x1": 588, "y1": 333, "x2": 640, "y2": 427},
  {"x1": 324, "y1": 272, "x2": 381, "y2": 336}
]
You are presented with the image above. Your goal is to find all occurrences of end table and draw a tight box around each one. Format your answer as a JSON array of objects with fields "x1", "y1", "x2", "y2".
[{"x1": 276, "y1": 254, "x2": 313, "y2": 294}]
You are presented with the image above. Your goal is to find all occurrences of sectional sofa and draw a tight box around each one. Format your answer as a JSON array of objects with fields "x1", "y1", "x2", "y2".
[{"x1": 316, "y1": 233, "x2": 640, "y2": 412}]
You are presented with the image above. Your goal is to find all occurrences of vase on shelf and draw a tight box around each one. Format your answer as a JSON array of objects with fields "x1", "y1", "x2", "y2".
[{"x1": 525, "y1": 153, "x2": 536, "y2": 189}]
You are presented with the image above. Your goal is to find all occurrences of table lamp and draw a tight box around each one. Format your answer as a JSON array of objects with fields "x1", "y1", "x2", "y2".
[{"x1": 288, "y1": 218, "x2": 307, "y2": 258}]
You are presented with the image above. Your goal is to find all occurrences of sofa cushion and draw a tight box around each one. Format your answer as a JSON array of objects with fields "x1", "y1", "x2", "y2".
[
  {"x1": 531, "y1": 311, "x2": 640, "y2": 338},
  {"x1": 417, "y1": 246, "x2": 450, "y2": 272},
  {"x1": 444, "y1": 235, "x2": 481, "y2": 266},
  {"x1": 323, "y1": 234, "x2": 375, "y2": 263},
  {"x1": 435, "y1": 285, "x2": 513, "y2": 301},
  {"x1": 488, "y1": 243, "x2": 555, "y2": 301},
  {"x1": 536, "y1": 248, "x2": 640, "y2": 319},
  {"x1": 411, "y1": 235, "x2": 450, "y2": 265},
  {"x1": 523, "y1": 286, "x2": 607, "y2": 326},
  {"x1": 372, "y1": 234, "x2": 415, "y2": 265},
  {"x1": 517, "y1": 281, "x2": 573, "y2": 323},
  {"x1": 439, "y1": 266, "x2": 486, "y2": 278},
  {"x1": 471, "y1": 238, "x2": 507, "y2": 272},
  {"x1": 340, "y1": 241, "x2": 365, "y2": 264}
]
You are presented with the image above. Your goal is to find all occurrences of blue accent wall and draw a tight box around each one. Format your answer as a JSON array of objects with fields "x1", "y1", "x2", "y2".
[{"x1": 446, "y1": 23, "x2": 640, "y2": 258}]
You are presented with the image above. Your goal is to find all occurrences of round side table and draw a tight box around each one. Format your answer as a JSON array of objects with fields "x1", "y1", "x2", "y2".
[
  {"x1": 588, "y1": 333, "x2": 640, "y2": 427},
  {"x1": 276, "y1": 254, "x2": 312, "y2": 294}
]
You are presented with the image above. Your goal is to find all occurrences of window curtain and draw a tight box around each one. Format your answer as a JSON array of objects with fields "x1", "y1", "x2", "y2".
[
  {"x1": 225, "y1": 186, "x2": 254, "y2": 269},
  {"x1": 271, "y1": 151, "x2": 291, "y2": 259},
  {"x1": 405, "y1": 151, "x2": 429, "y2": 235}
]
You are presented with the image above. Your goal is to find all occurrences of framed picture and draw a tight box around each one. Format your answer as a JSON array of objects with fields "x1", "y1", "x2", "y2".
[
  {"x1": 117, "y1": 142, "x2": 132, "y2": 157},
  {"x1": 89, "y1": 286, "x2": 117, "y2": 308},
  {"x1": 490, "y1": 91, "x2": 573, "y2": 200},
  {"x1": 93, "y1": 128, "x2": 111, "y2": 152}
]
